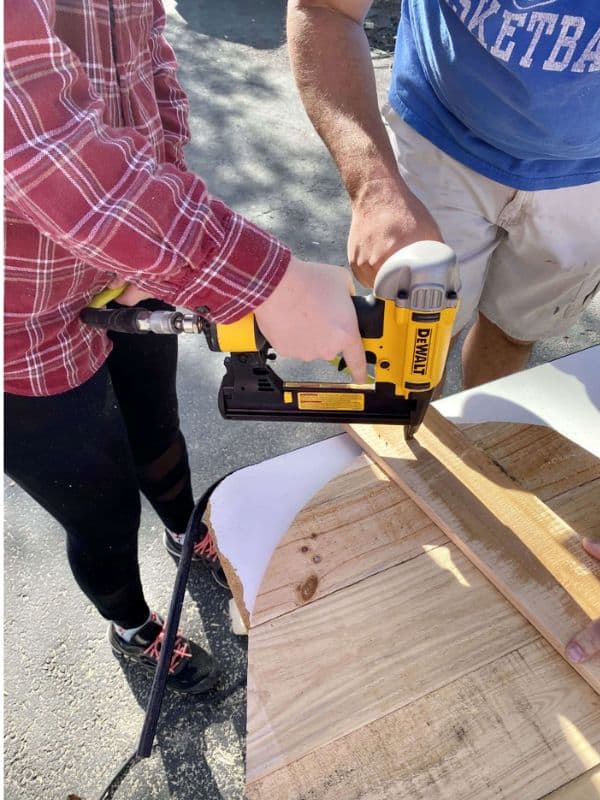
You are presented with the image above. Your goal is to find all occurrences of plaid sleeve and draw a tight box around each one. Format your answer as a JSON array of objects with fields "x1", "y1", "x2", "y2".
[
  {"x1": 4, "y1": 0, "x2": 290, "y2": 322},
  {"x1": 149, "y1": 0, "x2": 191, "y2": 171}
]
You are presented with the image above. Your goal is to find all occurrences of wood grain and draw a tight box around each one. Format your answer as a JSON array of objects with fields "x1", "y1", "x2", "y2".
[
  {"x1": 346, "y1": 410, "x2": 600, "y2": 693},
  {"x1": 210, "y1": 456, "x2": 443, "y2": 631},
  {"x1": 541, "y1": 767, "x2": 600, "y2": 799},
  {"x1": 251, "y1": 455, "x2": 444, "y2": 626},
  {"x1": 247, "y1": 419, "x2": 600, "y2": 798},
  {"x1": 461, "y1": 423, "x2": 600, "y2": 541},
  {"x1": 460, "y1": 422, "x2": 600, "y2": 504},
  {"x1": 247, "y1": 541, "x2": 537, "y2": 781},
  {"x1": 248, "y1": 639, "x2": 600, "y2": 800}
]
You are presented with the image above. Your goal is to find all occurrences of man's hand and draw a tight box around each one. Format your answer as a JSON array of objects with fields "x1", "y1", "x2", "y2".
[
  {"x1": 348, "y1": 178, "x2": 443, "y2": 287},
  {"x1": 287, "y1": 2, "x2": 442, "y2": 289},
  {"x1": 254, "y1": 255, "x2": 368, "y2": 384},
  {"x1": 566, "y1": 538, "x2": 600, "y2": 664}
]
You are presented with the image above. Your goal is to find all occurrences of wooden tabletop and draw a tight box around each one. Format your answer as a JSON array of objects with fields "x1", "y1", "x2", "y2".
[{"x1": 245, "y1": 421, "x2": 600, "y2": 799}]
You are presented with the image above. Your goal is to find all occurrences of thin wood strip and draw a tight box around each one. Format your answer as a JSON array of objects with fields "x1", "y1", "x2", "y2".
[
  {"x1": 346, "y1": 409, "x2": 600, "y2": 694},
  {"x1": 460, "y1": 422, "x2": 600, "y2": 503},
  {"x1": 541, "y1": 767, "x2": 600, "y2": 799},
  {"x1": 461, "y1": 423, "x2": 600, "y2": 543}
]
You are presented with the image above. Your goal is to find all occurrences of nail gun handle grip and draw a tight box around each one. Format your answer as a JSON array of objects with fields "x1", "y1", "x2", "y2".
[
  {"x1": 87, "y1": 284, "x2": 128, "y2": 308},
  {"x1": 352, "y1": 294, "x2": 385, "y2": 340},
  {"x1": 205, "y1": 314, "x2": 266, "y2": 353}
]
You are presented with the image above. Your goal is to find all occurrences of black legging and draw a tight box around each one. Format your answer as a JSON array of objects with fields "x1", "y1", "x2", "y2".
[{"x1": 4, "y1": 300, "x2": 195, "y2": 629}]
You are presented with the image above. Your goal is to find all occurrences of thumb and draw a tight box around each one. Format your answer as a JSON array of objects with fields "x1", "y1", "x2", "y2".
[
  {"x1": 341, "y1": 323, "x2": 368, "y2": 385},
  {"x1": 582, "y1": 537, "x2": 600, "y2": 561},
  {"x1": 346, "y1": 272, "x2": 357, "y2": 297},
  {"x1": 566, "y1": 618, "x2": 600, "y2": 664},
  {"x1": 565, "y1": 537, "x2": 600, "y2": 664}
]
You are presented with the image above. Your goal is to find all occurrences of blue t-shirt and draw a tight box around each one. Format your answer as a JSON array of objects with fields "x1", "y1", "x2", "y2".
[{"x1": 389, "y1": 0, "x2": 600, "y2": 189}]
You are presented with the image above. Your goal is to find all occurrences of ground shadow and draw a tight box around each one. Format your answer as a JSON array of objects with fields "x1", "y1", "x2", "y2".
[
  {"x1": 175, "y1": 0, "x2": 286, "y2": 50},
  {"x1": 112, "y1": 565, "x2": 245, "y2": 799}
]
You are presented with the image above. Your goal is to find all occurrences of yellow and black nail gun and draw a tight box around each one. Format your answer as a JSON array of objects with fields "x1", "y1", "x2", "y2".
[{"x1": 81, "y1": 240, "x2": 460, "y2": 439}]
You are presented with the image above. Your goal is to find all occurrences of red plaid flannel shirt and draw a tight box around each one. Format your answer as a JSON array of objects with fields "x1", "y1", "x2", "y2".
[{"x1": 4, "y1": 0, "x2": 290, "y2": 396}]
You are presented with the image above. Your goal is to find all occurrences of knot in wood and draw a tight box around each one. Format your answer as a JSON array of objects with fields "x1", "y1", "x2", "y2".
[{"x1": 297, "y1": 574, "x2": 319, "y2": 603}]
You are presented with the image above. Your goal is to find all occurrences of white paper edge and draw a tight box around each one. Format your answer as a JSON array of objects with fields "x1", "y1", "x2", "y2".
[
  {"x1": 209, "y1": 435, "x2": 362, "y2": 620},
  {"x1": 433, "y1": 346, "x2": 600, "y2": 459}
]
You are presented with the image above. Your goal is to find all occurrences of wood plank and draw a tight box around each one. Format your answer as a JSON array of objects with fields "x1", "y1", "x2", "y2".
[
  {"x1": 247, "y1": 542, "x2": 537, "y2": 781},
  {"x1": 460, "y1": 422, "x2": 600, "y2": 504},
  {"x1": 251, "y1": 455, "x2": 444, "y2": 625},
  {"x1": 214, "y1": 422, "x2": 599, "y2": 629},
  {"x1": 247, "y1": 639, "x2": 600, "y2": 800},
  {"x1": 548, "y1": 482, "x2": 600, "y2": 548},
  {"x1": 541, "y1": 767, "x2": 600, "y2": 799},
  {"x1": 462, "y1": 423, "x2": 600, "y2": 540},
  {"x1": 346, "y1": 410, "x2": 600, "y2": 693}
]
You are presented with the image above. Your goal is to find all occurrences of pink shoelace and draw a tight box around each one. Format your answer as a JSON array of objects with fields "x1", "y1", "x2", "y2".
[
  {"x1": 143, "y1": 613, "x2": 191, "y2": 674},
  {"x1": 193, "y1": 530, "x2": 218, "y2": 561}
]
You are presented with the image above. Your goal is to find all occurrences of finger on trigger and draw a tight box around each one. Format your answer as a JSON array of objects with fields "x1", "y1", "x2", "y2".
[
  {"x1": 343, "y1": 336, "x2": 368, "y2": 385},
  {"x1": 346, "y1": 272, "x2": 357, "y2": 296}
]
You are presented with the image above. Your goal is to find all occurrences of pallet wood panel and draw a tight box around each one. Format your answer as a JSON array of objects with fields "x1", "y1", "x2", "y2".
[
  {"x1": 247, "y1": 541, "x2": 537, "y2": 781},
  {"x1": 245, "y1": 418, "x2": 600, "y2": 798},
  {"x1": 346, "y1": 410, "x2": 600, "y2": 693},
  {"x1": 251, "y1": 455, "x2": 444, "y2": 626},
  {"x1": 248, "y1": 639, "x2": 600, "y2": 800}
]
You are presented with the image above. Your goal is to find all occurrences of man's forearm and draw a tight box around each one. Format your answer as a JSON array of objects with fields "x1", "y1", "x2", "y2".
[{"x1": 287, "y1": 1, "x2": 405, "y2": 203}]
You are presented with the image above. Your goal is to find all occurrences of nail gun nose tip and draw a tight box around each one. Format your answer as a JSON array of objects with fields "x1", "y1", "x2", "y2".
[{"x1": 404, "y1": 425, "x2": 416, "y2": 441}]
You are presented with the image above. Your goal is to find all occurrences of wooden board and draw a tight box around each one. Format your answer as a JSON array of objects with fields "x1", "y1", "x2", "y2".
[
  {"x1": 542, "y1": 767, "x2": 600, "y2": 799},
  {"x1": 248, "y1": 540, "x2": 537, "y2": 780},
  {"x1": 248, "y1": 641, "x2": 600, "y2": 800},
  {"x1": 346, "y1": 411, "x2": 600, "y2": 693},
  {"x1": 461, "y1": 422, "x2": 600, "y2": 541},
  {"x1": 251, "y1": 455, "x2": 444, "y2": 626},
  {"x1": 244, "y1": 420, "x2": 600, "y2": 798}
]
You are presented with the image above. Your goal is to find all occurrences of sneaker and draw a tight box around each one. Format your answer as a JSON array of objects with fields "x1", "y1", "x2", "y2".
[
  {"x1": 108, "y1": 612, "x2": 219, "y2": 694},
  {"x1": 164, "y1": 524, "x2": 229, "y2": 590}
]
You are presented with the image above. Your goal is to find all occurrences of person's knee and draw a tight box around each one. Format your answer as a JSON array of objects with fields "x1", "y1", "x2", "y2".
[
  {"x1": 461, "y1": 312, "x2": 535, "y2": 389},
  {"x1": 477, "y1": 312, "x2": 534, "y2": 349}
]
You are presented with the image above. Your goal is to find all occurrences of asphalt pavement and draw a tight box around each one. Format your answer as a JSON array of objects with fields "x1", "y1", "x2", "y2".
[{"x1": 4, "y1": 2, "x2": 600, "y2": 799}]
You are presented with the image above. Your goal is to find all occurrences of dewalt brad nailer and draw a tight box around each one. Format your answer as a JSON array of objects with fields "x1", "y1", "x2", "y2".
[{"x1": 81, "y1": 240, "x2": 460, "y2": 439}]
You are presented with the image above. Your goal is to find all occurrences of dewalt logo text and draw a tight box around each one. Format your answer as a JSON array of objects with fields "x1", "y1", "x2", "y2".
[{"x1": 412, "y1": 328, "x2": 431, "y2": 376}]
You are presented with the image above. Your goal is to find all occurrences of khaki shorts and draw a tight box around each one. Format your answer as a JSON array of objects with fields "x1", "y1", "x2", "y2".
[{"x1": 383, "y1": 104, "x2": 600, "y2": 341}]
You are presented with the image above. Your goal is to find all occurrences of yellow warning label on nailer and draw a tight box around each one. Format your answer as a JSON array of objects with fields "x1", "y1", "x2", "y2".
[{"x1": 297, "y1": 392, "x2": 365, "y2": 412}]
